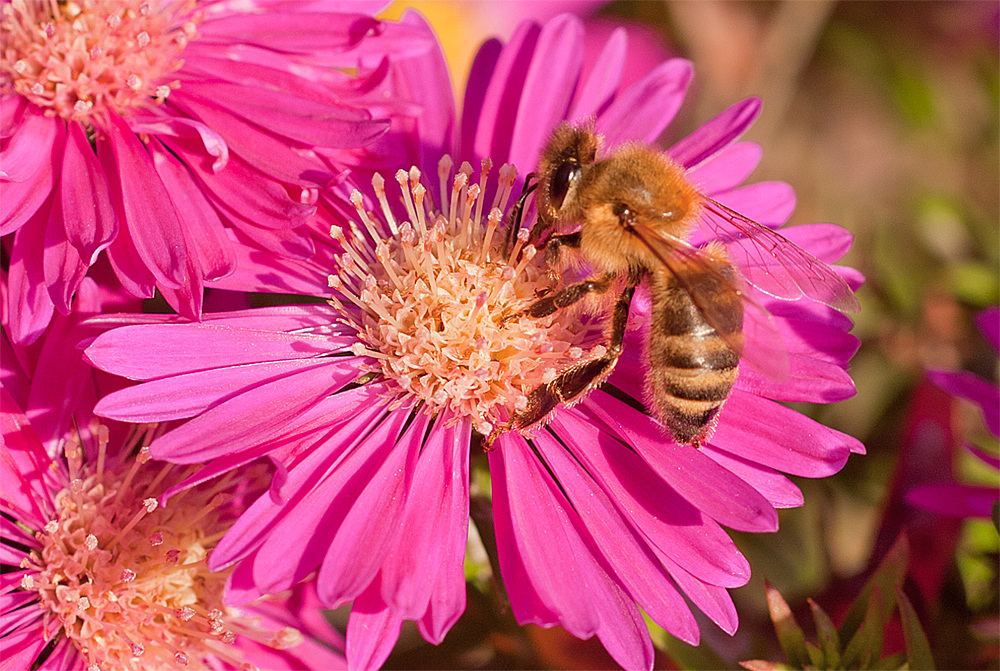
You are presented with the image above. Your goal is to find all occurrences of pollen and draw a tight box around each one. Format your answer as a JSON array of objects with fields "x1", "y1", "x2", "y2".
[
  {"x1": 0, "y1": 0, "x2": 197, "y2": 125},
  {"x1": 21, "y1": 425, "x2": 292, "y2": 671},
  {"x1": 330, "y1": 157, "x2": 605, "y2": 435}
]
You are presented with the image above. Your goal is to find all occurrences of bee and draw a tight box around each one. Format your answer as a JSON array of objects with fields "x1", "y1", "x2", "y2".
[{"x1": 491, "y1": 121, "x2": 860, "y2": 447}]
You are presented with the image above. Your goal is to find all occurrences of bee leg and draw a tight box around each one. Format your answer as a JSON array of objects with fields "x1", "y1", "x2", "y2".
[
  {"x1": 501, "y1": 273, "x2": 616, "y2": 327},
  {"x1": 503, "y1": 174, "x2": 536, "y2": 256},
  {"x1": 543, "y1": 231, "x2": 581, "y2": 280},
  {"x1": 509, "y1": 284, "x2": 636, "y2": 433}
]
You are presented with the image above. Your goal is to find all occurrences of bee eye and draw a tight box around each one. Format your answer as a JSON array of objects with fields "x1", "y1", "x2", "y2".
[{"x1": 549, "y1": 161, "x2": 581, "y2": 210}]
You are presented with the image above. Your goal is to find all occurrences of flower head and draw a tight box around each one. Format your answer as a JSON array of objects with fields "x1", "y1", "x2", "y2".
[
  {"x1": 85, "y1": 13, "x2": 865, "y2": 670},
  {"x1": 1, "y1": 318, "x2": 345, "y2": 671},
  {"x1": 906, "y1": 306, "x2": 1000, "y2": 519},
  {"x1": 1, "y1": 0, "x2": 426, "y2": 344}
]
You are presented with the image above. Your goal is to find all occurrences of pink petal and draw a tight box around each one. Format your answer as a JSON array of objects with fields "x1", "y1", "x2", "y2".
[
  {"x1": 713, "y1": 181, "x2": 797, "y2": 228},
  {"x1": 346, "y1": 577, "x2": 403, "y2": 671},
  {"x1": 0, "y1": 623, "x2": 47, "y2": 671},
  {"x1": 906, "y1": 483, "x2": 998, "y2": 518},
  {"x1": 209, "y1": 228, "x2": 329, "y2": 295},
  {"x1": 581, "y1": 391, "x2": 780, "y2": 532},
  {"x1": 95, "y1": 357, "x2": 359, "y2": 423},
  {"x1": 149, "y1": 138, "x2": 234, "y2": 281},
  {"x1": 668, "y1": 98, "x2": 761, "y2": 169},
  {"x1": 60, "y1": 123, "x2": 117, "y2": 264},
  {"x1": 42, "y1": 197, "x2": 88, "y2": 315},
  {"x1": 491, "y1": 434, "x2": 655, "y2": 671},
  {"x1": 86, "y1": 322, "x2": 341, "y2": 380},
  {"x1": 314, "y1": 409, "x2": 425, "y2": 606},
  {"x1": 700, "y1": 446, "x2": 804, "y2": 509},
  {"x1": 210, "y1": 389, "x2": 389, "y2": 572},
  {"x1": 381, "y1": 416, "x2": 471, "y2": 627},
  {"x1": 130, "y1": 110, "x2": 228, "y2": 171},
  {"x1": 471, "y1": 21, "x2": 542, "y2": 164},
  {"x1": 101, "y1": 207, "x2": 157, "y2": 300},
  {"x1": 927, "y1": 370, "x2": 1000, "y2": 437},
  {"x1": 686, "y1": 141, "x2": 763, "y2": 195},
  {"x1": 508, "y1": 14, "x2": 584, "y2": 172},
  {"x1": 197, "y1": 12, "x2": 379, "y2": 53},
  {"x1": 552, "y1": 405, "x2": 752, "y2": 587},
  {"x1": 569, "y1": 27, "x2": 627, "y2": 121},
  {"x1": 0, "y1": 390, "x2": 54, "y2": 529},
  {"x1": 0, "y1": 108, "x2": 58, "y2": 183},
  {"x1": 100, "y1": 112, "x2": 189, "y2": 290},
  {"x1": 7, "y1": 207, "x2": 55, "y2": 345},
  {"x1": 147, "y1": 360, "x2": 350, "y2": 463},
  {"x1": 773, "y1": 222, "x2": 856, "y2": 264},
  {"x1": 535, "y1": 422, "x2": 701, "y2": 645},
  {"x1": 459, "y1": 37, "x2": 502, "y2": 158},
  {"x1": 660, "y1": 559, "x2": 739, "y2": 635},
  {"x1": 596, "y1": 58, "x2": 692, "y2": 149}
]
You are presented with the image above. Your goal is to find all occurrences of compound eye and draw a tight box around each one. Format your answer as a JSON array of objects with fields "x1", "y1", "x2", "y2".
[{"x1": 549, "y1": 161, "x2": 581, "y2": 211}]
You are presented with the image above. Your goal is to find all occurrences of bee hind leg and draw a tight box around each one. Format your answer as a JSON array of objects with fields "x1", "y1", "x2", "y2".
[{"x1": 508, "y1": 284, "x2": 636, "y2": 433}]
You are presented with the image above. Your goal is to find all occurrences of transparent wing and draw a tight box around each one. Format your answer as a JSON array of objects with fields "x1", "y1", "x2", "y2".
[
  {"x1": 630, "y1": 217, "x2": 790, "y2": 381},
  {"x1": 697, "y1": 197, "x2": 860, "y2": 314}
]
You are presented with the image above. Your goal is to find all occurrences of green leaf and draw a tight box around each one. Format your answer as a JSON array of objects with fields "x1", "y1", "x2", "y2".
[
  {"x1": 766, "y1": 582, "x2": 810, "y2": 668},
  {"x1": 842, "y1": 584, "x2": 885, "y2": 669},
  {"x1": 840, "y1": 535, "x2": 909, "y2": 643},
  {"x1": 805, "y1": 641, "x2": 825, "y2": 669},
  {"x1": 809, "y1": 599, "x2": 841, "y2": 669},
  {"x1": 896, "y1": 587, "x2": 935, "y2": 670},
  {"x1": 872, "y1": 652, "x2": 908, "y2": 670}
]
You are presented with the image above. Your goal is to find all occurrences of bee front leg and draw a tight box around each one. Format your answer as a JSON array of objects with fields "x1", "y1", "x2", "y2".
[
  {"x1": 543, "y1": 231, "x2": 581, "y2": 280},
  {"x1": 501, "y1": 272, "x2": 616, "y2": 325},
  {"x1": 503, "y1": 173, "x2": 536, "y2": 256},
  {"x1": 504, "y1": 284, "x2": 636, "y2": 436}
]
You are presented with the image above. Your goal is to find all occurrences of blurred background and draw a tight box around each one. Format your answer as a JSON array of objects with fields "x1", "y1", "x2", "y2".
[{"x1": 369, "y1": 2, "x2": 999, "y2": 668}]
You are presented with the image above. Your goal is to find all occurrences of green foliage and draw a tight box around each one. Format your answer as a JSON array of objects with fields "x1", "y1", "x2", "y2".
[{"x1": 741, "y1": 535, "x2": 935, "y2": 670}]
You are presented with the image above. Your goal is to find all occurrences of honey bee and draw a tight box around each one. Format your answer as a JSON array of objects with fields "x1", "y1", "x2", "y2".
[{"x1": 493, "y1": 121, "x2": 860, "y2": 446}]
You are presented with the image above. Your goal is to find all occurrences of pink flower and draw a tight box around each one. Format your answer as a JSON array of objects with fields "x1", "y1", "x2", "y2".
[
  {"x1": 906, "y1": 307, "x2": 1000, "y2": 519},
  {"x1": 1, "y1": 316, "x2": 346, "y2": 671},
  {"x1": 85, "y1": 14, "x2": 865, "y2": 670},
  {"x1": 1, "y1": 0, "x2": 428, "y2": 345}
]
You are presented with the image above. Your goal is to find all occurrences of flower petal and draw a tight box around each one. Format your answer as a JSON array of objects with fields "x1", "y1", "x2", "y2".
[
  {"x1": 668, "y1": 97, "x2": 761, "y2": 169},
  {"x1": 508, "y1": 14, "x2": 584, "y2": 172},
  {"x1": 581, "y1": 391, "x2": 780, "y2": 532},
  {"x1": 686, "y1": 141, "x2": 763, "y2": 195},
  {"x1": 596, "y1": 58, "x2": 692, "y2": 149},
  {"x1": 569, "y1": 27, "x2": 627, "y2": 121},
  {"x1": 905, "y1": 483, "x2": 999, "y2": 519},
  {"x1": 7, "y1": 208, "x2": 55, "y2": 345},
  {"x1": 927, "y1": 370, "x2": 1000, "y2": 437},
  {"x1": 346, "y1": 577, "x2": 404, "y2": 671},
  {"x1": 60, "y1": 123, "x2": 117, "y2": 265}
]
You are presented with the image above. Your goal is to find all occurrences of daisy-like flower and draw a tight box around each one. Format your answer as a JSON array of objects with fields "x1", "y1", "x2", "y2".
[
  {"x1": 0, "y1": 0, "x2": 428, "y2": 345},
  {"x1": 85, "y1": 14, "x2": 866, "y2": 670},
  {"x1": 906, "y1": 307, "x2": 1000, "y2": 519},
  {"x1": 1, "y1": 316, "x2": 347, "y2": 670}
]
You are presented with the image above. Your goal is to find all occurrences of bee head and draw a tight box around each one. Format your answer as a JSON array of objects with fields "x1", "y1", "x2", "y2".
[{"x1": 537, "y1": 122, "x2": 599, "y2": 223}]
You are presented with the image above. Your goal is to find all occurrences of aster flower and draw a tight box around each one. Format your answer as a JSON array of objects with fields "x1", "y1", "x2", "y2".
[
  {"x1": 0, "y1": 0, "x2": 430, "y2": 345},
  {"x1": 1, "y1": 316, "x2": 347, "y2": 670},
  {"x1": 84, "y1": 13, "x2": 865, "y2": 670},
  {"x1": 906, "y1": 307, "x2": 1000, "y2": 519}
]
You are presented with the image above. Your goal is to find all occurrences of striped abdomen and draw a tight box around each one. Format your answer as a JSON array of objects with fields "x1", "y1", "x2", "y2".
[{"x1": 645, "y1": 266, "x2": 743, "y2": 444}]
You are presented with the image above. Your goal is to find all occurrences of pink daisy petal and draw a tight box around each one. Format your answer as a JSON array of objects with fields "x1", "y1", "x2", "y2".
[
  {"x1": 508, "y1": 14, "x2": 585, "y2": 172},
  {"x1": 659, "y1": 558, "x2": 740, "y2": 635},
  {"x1": 569, "y1": 26, "x2": 627, "y2": 121},
  {"x1": 346, "y1": 577, "x2": 404, "y2": 671},
  {"x1": 459, "y1": 37, "x2": 503, "y2": 158},
  {"x1": 928, "y1": 369, "x2": 1000, "y2": 436},
  {"x1": 8, "y1": 209, "x2": 55, "y2": 346},
  {"x1": 533, "y1": 424, "x2": 701, "y2": 645},
  {"x1": 86, "y1": 322, "x2": 342, "y2": 380},
  {"x1": 700, "y1": 446, "x2": 805, "y2": 509},
  {"x1": 381, "y1": 416, "x2": 471, "y2": 624},
  {"x1": 59, "y1": 123, "x2": 117, "y2": 265},
  {"x1": 42, "y1": 200, "x2": 89, "y2": 315},
  {"x1": 0, "y1": 624, "x2": 48, "y2": 671},
  {"x1": 581, "y1": 392, "x2": 780, "y2": 533},
  {"x1": 551, "y1": 405, "x2": 752, "y2": 588},
  {"x1": 975, "y1": 306, "x2": 1000, "y2": 352},
  {"x1": 710, "y1": 390, "x2": 860, "y2": 476},
  {"x1": 0, "y1": 391, "x2": 54, "y2": 530},
  {"x1": 905, "y1": 483, "x2": 999, "y2": 519},
  {"x1": 713, "y1": 181, "x2": 797, "y2": 228},
  {"x1": 668, "y1": 97, "x2": 762, "y2": 169},
  {"x1": 686, "y1": 141, "x2": 763, "y2": 195},
  {"x1": 492, "y1": 434, "x2": 655, "y2": 671},
  {"x1": 147, "y1": 360, "x2": 354, "y2": 463},
  {"x1": 0, "y1": 108, "x2": 58, "y2": 184},
  {"x1": 596, "y1": 57, "x2": 692, "y2": 149}
]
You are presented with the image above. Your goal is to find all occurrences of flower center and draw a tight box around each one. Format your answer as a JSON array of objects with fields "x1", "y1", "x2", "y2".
[
  {"x1": 21, "y1": 427, "x2": 298, "y2": 671},
  {"x1": 0, "y1": 0, "x2": 197, "y2": 125},
  {"x1": 330, "y1": 157, "x2": 606, "y2": 435}
]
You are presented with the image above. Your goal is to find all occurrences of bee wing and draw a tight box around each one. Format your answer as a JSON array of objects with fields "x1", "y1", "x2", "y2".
[
  {"x1": 697, "y1": 198, "x2": 861, "y2": 314},
  {"x1": 630, "y1": 217, "x2": 790, "y2": 381}
]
